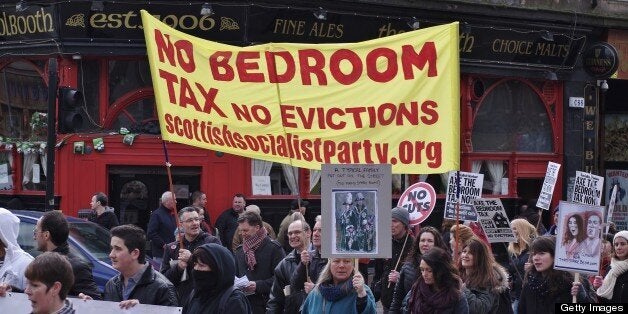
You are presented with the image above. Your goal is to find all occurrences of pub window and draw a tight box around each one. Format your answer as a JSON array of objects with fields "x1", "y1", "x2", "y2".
[
  {"x1": 79, "y1": 60, "x2": 101, "y2": 131},
  {"x1": 108, "y1": 97, "x2": 159, "y2": 134},
  {"x1": 0, "y1": 150, "x2": 14, "y2": 191},
  {"x1": 108, "y1": 59, "x2": 152, "y2": 104},
  {"x1": 252, "y1": 159, "x2": 299, "y2": 195}
]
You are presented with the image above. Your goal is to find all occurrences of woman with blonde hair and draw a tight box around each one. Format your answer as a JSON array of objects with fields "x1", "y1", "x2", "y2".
[
  {"x1": 302, "y1": 258, "x2": 376, "y2": 313},
  {"x1": 507, "y1": 219, "x2": 537, "y2": 313}
]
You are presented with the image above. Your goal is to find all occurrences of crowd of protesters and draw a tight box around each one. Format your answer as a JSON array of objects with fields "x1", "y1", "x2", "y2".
[{"x1": 1, "y1": 193, "x2": 627, "y2": 314}]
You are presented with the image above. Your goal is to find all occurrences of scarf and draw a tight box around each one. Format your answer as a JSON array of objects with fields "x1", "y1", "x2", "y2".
[
  {"x1": 597, "y1": 258, "x2": 628, "y2": 300},
  {"x1": 318, "y1": 278, "x2": 353, "y2": 302},
  {"x1": 243, "y1": 226, "x2": 267, "y2": 270},
  {"x1": 408, "y1": 277, "x2": 460, "y2": 314},
  {"x1": 526, "y1": 272, "x2": 550, "y2": 297}
]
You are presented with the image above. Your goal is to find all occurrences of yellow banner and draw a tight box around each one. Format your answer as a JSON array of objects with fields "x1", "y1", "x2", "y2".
[{"x1": 141, "y1": 10, "x2": 460, "y2": 174}]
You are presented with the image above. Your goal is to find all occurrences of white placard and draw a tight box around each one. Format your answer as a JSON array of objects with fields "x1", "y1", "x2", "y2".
[
  {"x1": 443, "y1": 171, "x2": 484, "y2": 221},
  {"x1": 251, "y1": 175, "x2": 271, "y2": 195},
  {"x1": 473, "y1": 198, "x2": 516, "y2": 243},
  {"x1": 0, "y1": 163, "x2": 8, "y2": 184},
  {"x1": 571, "y1": 171, "x2": 604, "y2": 206},
  {"x1": 606, "y1": 185, "x2": 618, "y2": 234},
  {"x1": 536, "y1": 162, "x2": 561, "y2": 210},
  {"x1": 0, "y1": 292, "x2": 182, "y2": 314},
  {"x1": 32, "y1": 163, "x2": 41, "y2": 184}
]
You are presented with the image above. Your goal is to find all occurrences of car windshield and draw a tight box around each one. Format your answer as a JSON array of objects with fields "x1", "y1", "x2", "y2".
[{"x1": 69, "y1": 222, "x2": 112, "y2": 263}]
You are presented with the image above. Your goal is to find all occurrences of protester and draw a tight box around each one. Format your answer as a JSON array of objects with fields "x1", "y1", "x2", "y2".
[
  {"x1": 25, "y1": 252, "x2": 76, "y2": 314},
  {"x1": 449, "y1": 224, "x2": 476, "y2": 260},
  {"x1": 231, "y1": 204, "x2": 277, "y2": 252},
  {"x1": 161, "y1": 206, "x2": 221, "y2": 304},
  {"x1": 234, "y1": 210, "x2": 285, "y2": 314},
  {"x1": 190, "y1": 191, "x2": 213, "y2": 234},
  {"x1": 89, "y1": 192, "x2": 119, "y2": 230},
  {"x1": 216, "y1": 193, "x2": 246, "y2": 251},
  {"x1": 389, "y1": 226, "x2": 448, "y2": 314},
  {"x1": 404, "y1": 247, "x2": 468, "y2": 313},
  {"x1": 518, "y1": 236, "x2": 594, "y2": 313},
  {"x1": 302, "y1": 258, "x2": 376, "y2": 314},
  {"x1": 543, "y1": 206, "x2": 559, "y2": 236},
  {"x1": 507, "y1": 218, "x2": 537, "y2": 313},
  {"x1": 289, "y1": 216, "x2": 327, "y2": 304},
  {"x1": 0, "y1": 208, "x2": 33, "y2": 295},
  {"x1": 267, "y1": 219, "x2": 311, "y2": 313},
  {"x1": 277, "y1": 199, "x2": 309, "y2": 254},
  {"x1": 147, "y1": 191, "x2": 177, "y2": 266},
  {"x1": 593, "y1": 230, "x2": 628, "y2": 303},
  {"x1": 459, "y1": 238, "x2": 511, "y2": 314},
  {"x1": 80, "y1": 224, "x2": 178, "y2": 308},
  {"x1": 372, "y1": 207, "x2": 414, "y2": 312},
  {"x1": 183, "y1": 243, "x2": 251, "y2": 314},
  {"x1": 35, "y1": 210, "x2": 101, "y2": 299}
]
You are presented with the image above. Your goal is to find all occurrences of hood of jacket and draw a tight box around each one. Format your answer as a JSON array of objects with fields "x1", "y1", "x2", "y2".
[
  {"x1": 492, "y1": 264, "x2": 510, "y2": 294},
  {"x1": 196, "y1": 243, "x2": 236, "y2": 290},
  {"x1": 0, "y1": 207, "x2": 34, "y2": 290}
]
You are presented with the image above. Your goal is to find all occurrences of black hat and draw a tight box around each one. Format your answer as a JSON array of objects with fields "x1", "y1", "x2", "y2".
[{"x1": 291, "y1": 199, "x2": 309, "y2": 210}]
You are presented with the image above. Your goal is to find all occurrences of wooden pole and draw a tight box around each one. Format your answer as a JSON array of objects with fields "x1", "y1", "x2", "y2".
[
  {"x1": 573, "y1": 273, "x2": 580, "y2": 303},
  {"x1": 388, "y1": 233, "x2": 409, "y2": 288}
]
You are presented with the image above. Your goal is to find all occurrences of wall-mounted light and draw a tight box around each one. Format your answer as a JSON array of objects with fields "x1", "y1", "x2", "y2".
[
  {"x1": 72, "y1": 54, "x2": 82, "y2": 60},
  {"x1": 541, "y1": 30, "x2": 554, "y2": 42},
  {"x1": 408, "y1": 17, "x2": 420, "y2": 30},
  {"x1": 200, "y1": 3, "x2": 213, "y2": 16},
  {"x1": 91, "y1": 0, "x2": 104, "y2": 12},
  {"x1": 598, "y1": 79, "x2": 609, "y2": 93},
  {"x1": 16, "y1": 0, "x2": 28, "y2": 12},
  {"x1": 313, "y1": 7, "x2": 327, "y2": 20}
]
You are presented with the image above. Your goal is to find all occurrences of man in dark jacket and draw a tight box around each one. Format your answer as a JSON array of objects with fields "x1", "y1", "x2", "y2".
[
  {"x1": 161, "y1": 206, "x2": 221, "y2": 303},
  {"x1": 89, "y1": 192, "x2": 119, "y2": 230},
  {"x1": 147, "y1": 191, "x2": 177, "y2": 266},
  {"x1": 290, "y1": 216, "x2": 327, "y2": 296},
  {"x1": 267, "y1": 219, "x2": 311, "y2": 313},
  {"x1": 215, "y1": 193, "x2": 246, "y2": 251},
  {"x1": 87, "y1": 224, "x2": 177, "y2": 308},
  {"x1": 372, "y1": 207, "x2": 413, "y2": 312},
  {"x1": 234, "y1": 211, "x2": 285, "y2": 314},
  {"x1": 35, "y1": 210, "x2": 101, "y2": 300}
]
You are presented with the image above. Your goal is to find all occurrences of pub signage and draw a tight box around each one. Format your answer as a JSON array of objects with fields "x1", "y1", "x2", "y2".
[{"x1": 582, "y1": 42, "x2": 619, "y2": 78}]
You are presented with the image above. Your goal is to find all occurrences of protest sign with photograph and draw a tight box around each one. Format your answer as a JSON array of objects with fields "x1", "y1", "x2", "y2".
[
  {"x1": 444, "y1": 171, "x2": 484, "y2": 221},
  {"x1": 397, "y1": 181, "x2": 436, "y2": 226},
  {"x1": 536, "y1": 162, "x2": 561, "y2": 210},
  {"x1": 554, "y1": 201, "x2": 604, "y2": 275},
  {"x1": 321, "y1": 164, "x2": 392, "y2": 258},
  {"x1": 606, "y1": 169, "x2": 628, "y2": 231},
  {"x1": 473, "y1": 198, "x2": 515, "y2": 243},
  {"x1": 571, "y1": 171, "x2": 604, "y2": 206}
]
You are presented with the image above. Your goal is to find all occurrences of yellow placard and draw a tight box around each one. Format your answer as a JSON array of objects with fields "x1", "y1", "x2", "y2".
[{"x1": 141, "y1": 10, "x2": 460, "y2": 174}]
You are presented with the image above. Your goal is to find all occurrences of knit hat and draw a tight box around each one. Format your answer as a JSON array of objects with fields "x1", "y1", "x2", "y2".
[
  {"x1": 391, "y1": 207, "x2": 409, "y2": 227},
  {"x1": 614, "y1": 230, "x2": 628, "y2": 243}
]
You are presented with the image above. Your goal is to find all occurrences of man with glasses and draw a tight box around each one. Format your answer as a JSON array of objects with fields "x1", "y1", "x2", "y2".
[{"x1": 160, "y1": 206, "x2": 221, "y2": 304}]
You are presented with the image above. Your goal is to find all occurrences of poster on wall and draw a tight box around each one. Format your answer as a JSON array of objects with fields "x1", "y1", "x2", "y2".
[
  {"x1": 443, "y1": 171, "x2": 484, "y2": 221},
  {"x1": 571, "y1": 171, "x2": 604, "y2": 206},
  {"x1": 321, "y1": 164, "x2": 392, "y2": 258},
  {"x1": 605, "y1": 169, "x2": 628, "y2": 231},
  {"x1": 554, "y1": 201, "x2": 604, "y2": 275}
]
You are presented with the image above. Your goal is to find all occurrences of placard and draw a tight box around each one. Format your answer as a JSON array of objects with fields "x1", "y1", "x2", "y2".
[
  {"x1": 443, "y1": 171, "x2": 484, "y2": 221},
  {"x1": 536, "y1": 162, "x2": 561, "y2": 210},
  {"x1": 0, "y1": 292, "x2": 182, "y2": 314},
  {"x1": 321, "y1": 164, "x2": 392, "y2": 258},
  {"x1": 251, "y1": 175, "x2": 272, "y2": 195},
  {"x1": 397, "y1": 181, "x2": 436, "y2": 226},
  {"x1": 554, "y1": 201, "x2": 604, "y2": 275},
  {"x1": 473, "y1": 198, "x2": 515, "y2": 243},
  {"x1": 571, "y1": 171, "x2": 604, "y2": 206}
]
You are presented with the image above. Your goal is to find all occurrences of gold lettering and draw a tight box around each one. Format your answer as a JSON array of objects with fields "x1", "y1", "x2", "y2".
[
  {"x1": 585, "y1": 151, "x2": 594, "y2": 160},
  {"x1": 0, "y1": 8, "x2": 55, "y2": 36},
  {"x1": 273, "y1": 19, "x2": 306, "y2": 35}
]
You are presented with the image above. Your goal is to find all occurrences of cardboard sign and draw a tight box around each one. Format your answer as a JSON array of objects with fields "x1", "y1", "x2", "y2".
[
  {"x1": 473, "y1": 198, "x2": 515, "y2": 243},
  {"x1": 536, "y1": 162, "x2": 561, "y2": 210},
  {"x1": 444, "y1": 171, "x2": 484, "y2": 221},
  {"x1": 397, "y1": 181, "x2": 436, "y2": 226},
  {"x1": 554, "y1": 201, "x2": 604, "y2": 275},
  {"x1": 321, "y1": 164, "x2": 392, "y2": 258},
  {"x1": 571, "y1": 171, "x2": 604, "y2": 206},
  {"x1": 251, "y1": 175, "x2": 272, "y2": 195}
]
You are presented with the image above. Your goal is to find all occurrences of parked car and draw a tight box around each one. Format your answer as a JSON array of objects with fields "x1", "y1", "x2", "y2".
[{"x1": 11, "y1": 210, "x2": 118, "y2": 293}]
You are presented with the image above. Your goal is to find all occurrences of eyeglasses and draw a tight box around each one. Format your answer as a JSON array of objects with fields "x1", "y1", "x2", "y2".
[{"x1": 182, "y1": 217, "x2": 202, "y2": 223}]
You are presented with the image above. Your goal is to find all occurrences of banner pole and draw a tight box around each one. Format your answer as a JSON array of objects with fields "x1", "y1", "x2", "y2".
[{"x1": 162, "y1": 141, "x2": 183, "y2": 248}]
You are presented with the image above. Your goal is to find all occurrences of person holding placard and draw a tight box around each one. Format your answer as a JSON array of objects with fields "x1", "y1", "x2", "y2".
[
  {"x1": 389, "y1": 226, "x2": 448, "y2": 314},
  {"x1": 593, "y1": 230, "x2": 628, "y2": 303},
  {"x1": 403, "y1": 247, "x2": 468, "y2": 313},
  {"x1": 561, "y1": 214, "x2": 586, "y2": 259},
  {"x1": 518, "y1": 236, "x2": 593, "y2": 314},
  {"x1": 459, "y1": 238, "x2": 511, "y2": 314},
  {"x1": 301, "y1": 258, "x2": 376, "y2": 314},
  {"x1": 507, "y1": 219, "x2": 538, "y2": 314}
]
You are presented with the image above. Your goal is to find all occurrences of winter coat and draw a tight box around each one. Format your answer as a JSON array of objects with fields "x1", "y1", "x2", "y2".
[
  {"x1": 104, "y1": 263, "x2": 178, "y2": 306},
  {"x1": 463, "y1": 265, "x2": 510, "y2": 314},
  {"x1": 400, "y1": 289, "x2": 469, "y2": 314},
  {"x1": 0, "y1": 208, "x2": 33, "y2": 291},
  {"x1": 88, "y1": 207, "x2": 119, "y2": 230},
  {"x1": 518, "y1": 271, "x2": 593, "y2": 314},
  {"x1": 507, "y1": 249, "x2": 529, "y2": 300},
  {"x1": 290, "y1": 249, "x2": 328, "y2": 292},
  {"x1": 52, "y1": 244, "x2": 102, "y2": 300},
  {"x1": 147, "y1": 204, "x2": 176, "y2": 259},
  {"x1": 599, "y1": 268, "x2": 628, "y2": 303},
  {"x1": 183, "y1": 243, "x2": 251, "y2": 314},
  {"x1": 234, "y1": 236, "x2": 285, "y2": 314},
  {"x1": 160, "y1": 232, "x2": 221, "y2": 303},
  {"x1": 302, "y1": 284, "x2": 377, "y2": 314},
  {"x1": 389, "y1": 261, "x2": 417, "y2": 314},
  {"x1": 267, "y1": 249, "x2": 304, "y2": 314},
  {"x1": 373, "y1": 233, "x2": 414, "y2": 307},
  {"x1": 215, "y1": 207, "x2": 240, "y2": 251}
]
